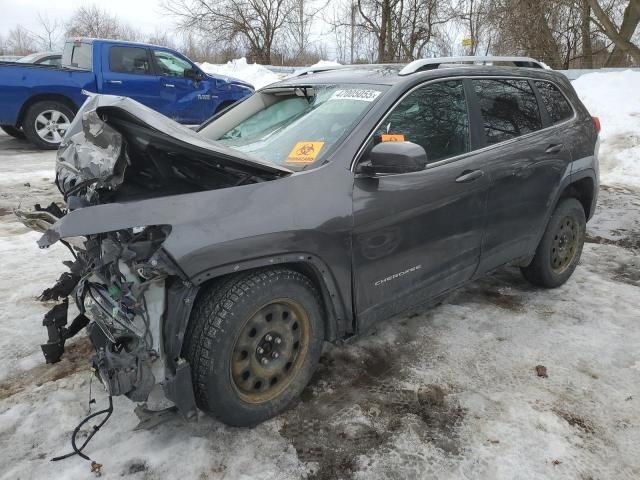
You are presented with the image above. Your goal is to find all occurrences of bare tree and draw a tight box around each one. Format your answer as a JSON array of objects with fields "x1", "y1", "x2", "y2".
[
  {"x1": 454, "y1": 0, "x2": 492, "y2": 55},
  {"x1": 66, "y1": 5, "x2": 124, "y2": 39},
  {"x1": 31, "y1": 14, "x2": 63, "y2": 51},
  {"x1": 164, "y1": 0, "x2": 294, "y2": 64},
  {"x1": 586, "y1": 0, "x2": 640, "y2": 65},
  {"x1": 6, "y1": 25, "x2": 36, "y2": 55},
  {"x1": 285, "y1": 0, "x2": 329, "y2": 62},
  {"x1": 355, "y1": 0, "x2": 450, "y2": 62}
]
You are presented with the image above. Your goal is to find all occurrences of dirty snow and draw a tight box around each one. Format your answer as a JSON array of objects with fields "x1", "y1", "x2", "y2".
[{"x1": 0, "y1": 70, "x2": 639, "y2": 479}]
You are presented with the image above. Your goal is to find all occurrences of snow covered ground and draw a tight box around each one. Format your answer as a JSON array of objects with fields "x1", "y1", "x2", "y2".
[{"x1": 0, "y1": 71, "x2": 639, "y2": 480}]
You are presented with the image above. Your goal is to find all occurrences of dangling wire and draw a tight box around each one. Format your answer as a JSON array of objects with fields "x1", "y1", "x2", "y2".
[{"x1": 51, "y1": 395, "x2": 113, "y2": 463}]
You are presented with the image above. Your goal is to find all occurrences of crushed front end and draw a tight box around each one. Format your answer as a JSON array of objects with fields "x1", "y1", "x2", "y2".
[{"x1": 15, "y1": 94, "x2": 289, "y2": 417}]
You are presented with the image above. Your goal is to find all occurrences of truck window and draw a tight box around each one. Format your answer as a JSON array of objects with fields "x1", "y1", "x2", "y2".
[
  {"x1": 153, "y1": 50, "x2": 193, "y2": 77},
  {"x1": 110, "y1": 46, "x2": 152, "y2": 75},
  {"x1": 62, "y1": 42, "x2": 92, "y2": 70},
  {"x1": 534, "y1": 81, "x2": 574, "y2": 124},
  {"x1": 472, "y1": 79, "x2": 542, "y2": 145},
  {"x1": 373, "y1": 80, "x2": 470, "y2": 164}
]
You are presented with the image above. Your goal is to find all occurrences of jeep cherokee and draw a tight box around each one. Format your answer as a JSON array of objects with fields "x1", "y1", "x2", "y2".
[{"x1": 18, "y1": 56, "x2": 599, "y2": 427}]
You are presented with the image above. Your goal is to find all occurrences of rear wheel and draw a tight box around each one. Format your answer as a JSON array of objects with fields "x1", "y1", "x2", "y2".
[
  {"x1": 184, "y1": 268, "x2": 324, "y2": 426},
  {"x1": 22, "y1": 101, "x2": 74, "y2": 150},
  {"x1": 521, "y1": 198, "x2": 586, "y2": 288},
  {"x1": 0, "y1": 125, "x2": 25, "y2": 139}
]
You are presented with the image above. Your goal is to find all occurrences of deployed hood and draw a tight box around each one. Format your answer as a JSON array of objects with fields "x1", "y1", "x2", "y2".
[{"x1": 56, "y1": 94, "x2": 291, "y2": 199}]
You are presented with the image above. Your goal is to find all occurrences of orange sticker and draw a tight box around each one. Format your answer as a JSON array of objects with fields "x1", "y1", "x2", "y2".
[
  {"x1": 286, "y1": 141, "x2": 325, "y2": 164},
  {"x1": 381, "y1": 134, "x2": 405, "y2": 142}
]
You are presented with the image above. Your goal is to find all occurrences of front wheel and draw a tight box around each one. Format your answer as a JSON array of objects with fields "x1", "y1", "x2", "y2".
[
  {"x1": 521, "y1": 198, "x2": 586, "y2": 288},
  {"x1": 22, "y1": 100, "x2": 74, "y2": 150},
  {"x1": 184, "y1": 268, "x2": 324, "y2": 426}
]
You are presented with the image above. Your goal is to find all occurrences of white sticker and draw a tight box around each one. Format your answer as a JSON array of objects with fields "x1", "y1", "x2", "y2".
[{"x1": 330, "y1": 89, "x2": 381, "y2": 102}]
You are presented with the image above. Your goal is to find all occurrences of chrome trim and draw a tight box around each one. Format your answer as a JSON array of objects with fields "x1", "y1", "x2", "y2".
[{"x1": 350, "y1": 75, "x2": 578, "y2": 174}]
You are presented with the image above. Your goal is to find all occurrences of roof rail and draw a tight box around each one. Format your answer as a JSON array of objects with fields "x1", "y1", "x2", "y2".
[
  {"x1": 291, "y1": 64, "x2": 347, "y2": 77},
  {"x1": 399, "y1": 56, "x2": 546, "y2": 75}
]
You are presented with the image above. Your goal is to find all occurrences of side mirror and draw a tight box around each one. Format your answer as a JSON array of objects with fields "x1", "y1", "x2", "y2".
[
  {"x1": 184, "y1": 68, "x2": 204, "y2": 82},
  {"x1": 359, "y1": 141, "x2": 428, "y2": 175}
]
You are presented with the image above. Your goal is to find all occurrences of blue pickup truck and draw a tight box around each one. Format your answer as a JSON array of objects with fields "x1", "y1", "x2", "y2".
[{"x1": 0, "y1": 38, "x2": 254, "y2": 149}]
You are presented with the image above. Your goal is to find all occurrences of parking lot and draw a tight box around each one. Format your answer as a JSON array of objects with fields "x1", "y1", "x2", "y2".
[{"x1": 0, "y1": 123, "x2": 639, "y2": 479}]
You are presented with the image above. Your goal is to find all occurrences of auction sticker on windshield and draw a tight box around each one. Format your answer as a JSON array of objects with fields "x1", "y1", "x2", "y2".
[
  {"x1": 286, "y1": 141, "x2": 325, "y2": 164},
  {"x1": 330, "y1": 89, "x2": 381, "y2": 102}
]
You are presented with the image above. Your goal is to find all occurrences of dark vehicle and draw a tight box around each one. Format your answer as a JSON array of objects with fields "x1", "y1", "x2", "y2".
[
  {"x1": 17, "y1": 57, "x2": 599, "y2": 427},
  {"x1": 16, "y1": 51, "x2": 63, "y2": 67},
  {"x1": 0, "y1": 38, "x2": 253, "y2": 149}
]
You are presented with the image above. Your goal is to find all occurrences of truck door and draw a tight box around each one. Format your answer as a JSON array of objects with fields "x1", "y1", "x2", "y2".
[
  {"x1": 151, "y1": 49, "x2": 214, "y2": 124},
  {"x1": 352, "y1": 80, "x2": 489, "y2": 332},
  {"x1": 101, "y1": 45, "x2": 163, "y2": 113}
]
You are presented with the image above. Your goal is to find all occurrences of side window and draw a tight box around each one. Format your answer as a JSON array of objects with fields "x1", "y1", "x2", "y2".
[
  {"x1": 374, "y1": 80, "x2": 470, "y2": 164},
  {"x1": 109, "y1": 46, "x2": 152, "y2": 75},
  {"x1": 153, "y1": 50, "x2": 193, "y2": 77},
  {"x1": 535, "y1": 81, "x2": 574, "y2": 124},
  {"x1": 472, "y1": 79, "x2": 542, "y2": 145}
]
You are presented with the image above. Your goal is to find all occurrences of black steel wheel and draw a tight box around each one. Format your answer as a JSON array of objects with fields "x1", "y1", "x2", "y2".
[
  {"x1": 521, "y1": 197, "x2": 586, "y2": 288},
  {"x1": 184, "y1": 268, "x2": 324, "y2": 426},
  {"x1": 231, "y1": 298, "x2": 310, "y2": 404}
]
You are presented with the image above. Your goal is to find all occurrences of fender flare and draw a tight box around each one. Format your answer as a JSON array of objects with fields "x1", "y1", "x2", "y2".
[
  {"x1": 164, "y1": 252, "x2": 351, "y2": 369},
  {"x1": 528, "y1": 166, "x2": 597, "y2": 259}
]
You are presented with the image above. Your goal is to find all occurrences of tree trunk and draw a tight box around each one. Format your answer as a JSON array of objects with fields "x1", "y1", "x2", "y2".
[
  {"x1": 581, "y1": 0, "x2": 593, "y2": 68},
  {"x1": 587, "y1": 0, "x2": 640, "y2": 66}
]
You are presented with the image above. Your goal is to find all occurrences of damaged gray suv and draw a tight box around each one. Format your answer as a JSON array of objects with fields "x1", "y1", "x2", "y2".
[{"x1": 18, "y1": 57, "x2": 600, "y2": 427}]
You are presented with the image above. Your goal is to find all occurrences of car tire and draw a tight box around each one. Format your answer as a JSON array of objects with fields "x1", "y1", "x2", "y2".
[
  {"x1": 184, "y1": 268, "x2": 324, "y2": 427},
  {"x1": 521, "y1": 198, "x2": 586, "y2": 288},
  {"x1": 1, "y1": 125, "x2": 25, "y2": 139},
  {"x1": 22, "y1": 100, "x2": 75, "y2": 150}
]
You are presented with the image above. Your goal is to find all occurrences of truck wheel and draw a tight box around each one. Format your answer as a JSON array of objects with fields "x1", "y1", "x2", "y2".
[
  {"x1": 521, "y1": 198, "x2": 586, "y2": 288},
  {"x1": 22, "y1": 101, "x2": 74, "y2": 150},
  {"x1": 1, "y1": 125, "x2": 25, "y2": 139},
  {"x1": 184, "y1": 268, "x2": 324, "y2": 426}
]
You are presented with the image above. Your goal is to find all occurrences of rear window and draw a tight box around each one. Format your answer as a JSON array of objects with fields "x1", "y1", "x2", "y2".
[
  {"x1": 473, "y1": 79, "x2": 542, "y2": 145},
  {"x1": 535, "y1": 81, "x2": 574, "y2": 124},
  {"x1": 62, "y1": 42, "x2": 92, "y2": 70},
  {"x1": 109, "y1": 46, "x2": 152, "y2": 75}
]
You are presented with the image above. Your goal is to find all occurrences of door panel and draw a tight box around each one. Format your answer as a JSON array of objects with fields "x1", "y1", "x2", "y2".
[
  {"x1": 467, "y1": 78, "x2": 572, "y2": 273},
  {"x1": 101, "y1": 46, "x2": 163, "y2": 113},
  {"x1": 351, "y1": 79, "x2": 489, "y2": 332},
  {"x1": 152, "y1": 49, "x2": 214, "y2": 123}
]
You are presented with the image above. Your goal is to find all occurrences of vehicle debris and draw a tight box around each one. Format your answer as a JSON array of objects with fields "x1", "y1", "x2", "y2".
[{"x1": 535, "y1": 365, "x2": 548, "y2": 378}]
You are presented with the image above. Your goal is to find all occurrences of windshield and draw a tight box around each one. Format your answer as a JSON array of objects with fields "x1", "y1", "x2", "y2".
[{"x1": 201, "y1": 84, "x2": 386, "y2": 170}]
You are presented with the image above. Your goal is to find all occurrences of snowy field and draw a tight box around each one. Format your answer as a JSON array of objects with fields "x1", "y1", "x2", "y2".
[{"x1": 0, "y1": 70, "x2": 639, "y2": 480}]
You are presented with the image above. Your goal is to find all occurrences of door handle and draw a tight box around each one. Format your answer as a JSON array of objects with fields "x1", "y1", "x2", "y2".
[
  {"x1": 163, "y1": 83, "x2": 175, "y2": 88},
  {"x1": 456, "y1": 169, "x2": 485, "y2": 183},
  {"x1": 545, "y1": 143, "x2": 564, "y2": 154},
  {"x1": 107, "y1": 80, "x2": 122, "y2": 84}
]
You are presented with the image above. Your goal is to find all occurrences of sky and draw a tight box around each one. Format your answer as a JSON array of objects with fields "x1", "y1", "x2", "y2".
[{"x1": 0, "y1": 0, "x2": 170, "y2": 38}]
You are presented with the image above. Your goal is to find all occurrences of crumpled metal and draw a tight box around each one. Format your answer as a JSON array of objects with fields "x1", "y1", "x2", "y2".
[{"x1": 56, "y1": 95, "x2": 127, "y2": 195}]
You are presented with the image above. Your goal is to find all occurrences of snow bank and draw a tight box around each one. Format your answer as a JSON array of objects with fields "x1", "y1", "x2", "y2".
[
  {"x1": 199, "y1": 58, "x2": 280, "y2": 89},
  {"x1": 573, "y1": 70, "x2": 640, "y2": 188}
]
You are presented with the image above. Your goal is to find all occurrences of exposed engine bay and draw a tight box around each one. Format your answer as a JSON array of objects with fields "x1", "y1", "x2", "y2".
[{"x1": 15, "y1": 94, "x2": 292, "y2": 418}]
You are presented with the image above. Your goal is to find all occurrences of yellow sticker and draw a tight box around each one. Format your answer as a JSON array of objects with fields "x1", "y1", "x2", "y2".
[
  {"x1": 381, "y1": 134, "x2": 406, "y2": 142},
  {"x1": 286, "y1": 142, "x2": 325, "y2": 164}
]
